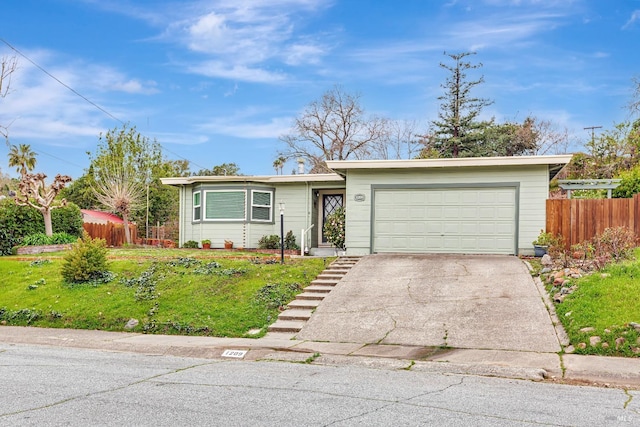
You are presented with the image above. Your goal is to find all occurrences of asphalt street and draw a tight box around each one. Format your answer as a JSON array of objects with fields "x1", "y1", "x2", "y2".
[{"x1": 1, "y1": 343, "x2": 638, "y2": 426}]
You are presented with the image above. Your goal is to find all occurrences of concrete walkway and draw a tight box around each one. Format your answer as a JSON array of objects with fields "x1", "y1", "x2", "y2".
[{"x1": 296, "y1": 254, "x2": 561, "y2": 353}]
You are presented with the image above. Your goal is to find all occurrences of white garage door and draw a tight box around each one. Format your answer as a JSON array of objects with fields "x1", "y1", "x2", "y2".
[{"x1": 373, "y1": 187, "x2": 517, "y2": 254}]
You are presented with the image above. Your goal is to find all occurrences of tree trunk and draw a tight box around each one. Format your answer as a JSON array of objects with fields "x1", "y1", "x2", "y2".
[
  {"x1": 43, "y1": 209, "x2": 53, "y2": 237},
  {"x1": 122, "y1": 213, "x2": 132, "y2": 245}
]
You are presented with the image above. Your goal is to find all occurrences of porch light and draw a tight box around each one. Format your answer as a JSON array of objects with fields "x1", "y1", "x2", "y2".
[{"x1": 279, "y1": 201, "x2": 285, "y2": 264}]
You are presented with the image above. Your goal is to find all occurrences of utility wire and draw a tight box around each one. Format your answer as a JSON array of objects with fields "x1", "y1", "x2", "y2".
[{"x1": 0, "y1": 37, "x2": 206, "y2": 171}]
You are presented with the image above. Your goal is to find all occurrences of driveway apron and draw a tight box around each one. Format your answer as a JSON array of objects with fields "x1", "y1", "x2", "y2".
[{"x1": 296, "y1": 254, "x2": 561, "y2": 353}]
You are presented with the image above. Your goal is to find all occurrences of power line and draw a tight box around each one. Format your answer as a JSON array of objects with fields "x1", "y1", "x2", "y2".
[{"x1": 0, "y1": 37, "x2": 206, "y2": 171}]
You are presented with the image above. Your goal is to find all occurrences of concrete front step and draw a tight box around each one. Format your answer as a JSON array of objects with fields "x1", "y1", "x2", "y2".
[
  {"x1": 319, "y1": 269, "x2": 348, "y2": 275},
  {"x1": 310, "y1": 279, "x2": 339, "y2": 286},
  {"x1": 287, "y1": 299, "x2": 321, "y2": 309},
  {"x1": 277, "y1": 308, "x2": 313, "y2": 321},
  {"x1": 296, "y1": 292, "x2": 326, "y2": 301},
  {"x1": 267, "y1": 319, "x2": 306, "y2": 333},
  {"x1": 305, "y1": 285, "x2": 335, "y2": 293},
  {"x1": 317, "y1": 273, "x2": 345, "y2": 279},
  {"x1": 267, "y1": 256, "x2": 361, "y2": 333}
]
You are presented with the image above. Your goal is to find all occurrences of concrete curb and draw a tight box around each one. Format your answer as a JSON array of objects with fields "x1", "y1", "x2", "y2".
[{"x1": 3, "y1": 326, "x2": 640, "y2": 389}]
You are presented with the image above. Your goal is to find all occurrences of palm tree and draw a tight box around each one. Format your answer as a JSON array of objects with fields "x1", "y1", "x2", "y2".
[
  {"x1": 8, "y1": 144, "x2": 37, "y2": 177},
  {"x1": 273, "y1": 158, "x2": 282, "y2": 175},
  {"x1": 273, "y1": 156, "x2": 286, "y2": 175}
]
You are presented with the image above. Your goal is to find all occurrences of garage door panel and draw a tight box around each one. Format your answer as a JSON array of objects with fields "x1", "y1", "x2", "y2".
[
  {"x1": 408, "y1": 207, "x2": 426, "y2": 218},
  {"x1": 373, "y1": 187, "x2": 516, "y2": 254}
]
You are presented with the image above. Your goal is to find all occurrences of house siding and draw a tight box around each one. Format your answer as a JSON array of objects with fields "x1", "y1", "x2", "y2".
[
  {"x1": 344, "y1": 165, "x2": 549, "y2": 256},
  {"x1": 177, "y1": 181, "x2": 345, "y2": 250}
]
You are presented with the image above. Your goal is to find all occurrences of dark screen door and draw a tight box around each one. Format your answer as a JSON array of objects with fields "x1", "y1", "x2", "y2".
[{"x1": 322, "y1": 194, "x2": 343, "y2": 243}]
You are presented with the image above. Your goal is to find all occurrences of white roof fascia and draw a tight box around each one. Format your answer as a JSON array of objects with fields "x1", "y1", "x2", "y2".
[
  {"x1": 160, "y1": 173, "x2": 344, "y2": 186},
  {"x1": 325, "y1": 155, "x2": 573, "y2": 170}
]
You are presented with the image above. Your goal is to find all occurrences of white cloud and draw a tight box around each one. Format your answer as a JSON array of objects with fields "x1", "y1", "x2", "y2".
[
  {"x1": 622, "y1": 10, "x2": 640, "y2": 30},
  {"x1": 157, "y1": 0, "x2": 332, "y2": 82},
  {"x1": 197, "y1": 111, "x2": 292, "y2": 139},
  {"x1": 187, "y1": 61, "x2": 287, "y2": 83},
  {"x1": 0, "y1": 48, "x2": 154, "y2": 144}
]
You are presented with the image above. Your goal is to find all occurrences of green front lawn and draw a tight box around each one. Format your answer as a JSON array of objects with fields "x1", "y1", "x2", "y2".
[
  {"x1": 0, "y1": 249, "x2": 331, "y2": 337},
  {"x1": 549, "y1": 248, "x2": 640, "y2": 357}
]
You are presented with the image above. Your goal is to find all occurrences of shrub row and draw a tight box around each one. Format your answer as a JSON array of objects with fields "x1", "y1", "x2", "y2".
[
  {"x1": 0, "y1": 199, "x2": 83, "y2": 255},
  {"x1": 547, "y1": 226, "x2": 637, "y2": 271}
]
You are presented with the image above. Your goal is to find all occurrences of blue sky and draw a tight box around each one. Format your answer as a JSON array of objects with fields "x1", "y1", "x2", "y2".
[{"x1": 1, "y1": 0, "x2": 639, "y2": 179}]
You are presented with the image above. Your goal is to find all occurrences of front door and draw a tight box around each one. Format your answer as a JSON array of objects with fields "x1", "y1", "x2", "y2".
[{"x1": 318, "y1": 191, "x2": 345, "y2": 245}]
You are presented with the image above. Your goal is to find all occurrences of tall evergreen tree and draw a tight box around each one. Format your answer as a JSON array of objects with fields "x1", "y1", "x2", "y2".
[{"x1": 429, "y1": 52, "x2": 493, "y2": 158}]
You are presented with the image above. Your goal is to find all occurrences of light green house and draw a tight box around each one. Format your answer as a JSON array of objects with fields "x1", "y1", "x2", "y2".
[{"x1": 161, "y1": 155, "x2": 571, "y2": 256}]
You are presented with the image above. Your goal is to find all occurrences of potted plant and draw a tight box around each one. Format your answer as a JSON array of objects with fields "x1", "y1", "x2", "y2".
[
  {"x1": 532, "y1": 230, "x2": 554, "y2": 257},
  {"x1": 201, "y1": 239, "x2": 211, "y2": 249},
  {"x1": 224, "y1": 239, "x2": 233, "y2": 250}
]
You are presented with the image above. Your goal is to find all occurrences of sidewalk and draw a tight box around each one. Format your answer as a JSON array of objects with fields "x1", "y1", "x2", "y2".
[{"x1": 2, "y1": 325, "x2": 640, "y2": 389}]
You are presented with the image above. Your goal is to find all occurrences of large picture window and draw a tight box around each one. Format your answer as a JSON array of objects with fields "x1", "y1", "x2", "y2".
[
  {"x1": 204, "y1": 190, "x2": 246, "y2": 220},
  {"x1": 251, "y1": 190, "x2": 272, "y2": 222},
  {"x1": 193, "y1": 191, "x2": 201, "y2": 221}
]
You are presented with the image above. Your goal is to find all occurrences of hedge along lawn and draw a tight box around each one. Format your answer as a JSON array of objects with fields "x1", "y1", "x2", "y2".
[
  {"x1": 553, "y1": 248, "x2": 640, "y2": 357},
  {"x1": 0, "y1": 248, "x2": 332, "y2": 337}
]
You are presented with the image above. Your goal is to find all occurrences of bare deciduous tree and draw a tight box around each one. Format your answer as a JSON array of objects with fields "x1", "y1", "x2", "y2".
[
  {"x1": 529, "y1": 117, "x2": 570, "y2": 155},
  {"x1": 279, "y1": 85, "x2": 389, "y2": 173},
  {"x1": 630, "y1": 76, "x2": 640, "y2": 118},
  {"x1": 16, "y1": 173, "x2": 72, "y2": 236},
  {"x1": 1, "y1": 55, "x2": 18, "y2": 144},
  {"x1": 372, "y1": 119, "x2": 422, "y2": 159}
]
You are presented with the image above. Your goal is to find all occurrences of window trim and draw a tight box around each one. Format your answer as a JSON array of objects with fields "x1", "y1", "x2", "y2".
[{"x1": 250, "y1": 189, "x2": 273, "y2": 222}]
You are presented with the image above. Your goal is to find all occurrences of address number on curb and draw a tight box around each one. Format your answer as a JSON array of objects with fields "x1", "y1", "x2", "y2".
[{"x1": 222, "y1": 349, "x2": 247, "y2": 358}]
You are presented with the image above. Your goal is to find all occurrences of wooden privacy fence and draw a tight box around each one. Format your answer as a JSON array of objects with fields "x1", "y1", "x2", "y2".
[
  {"x1": 546, "y1": 194, "x2": 640, "y2": 247},
  {"x1": 83, "y1": 222, "x2": 138, "y2": 247}
]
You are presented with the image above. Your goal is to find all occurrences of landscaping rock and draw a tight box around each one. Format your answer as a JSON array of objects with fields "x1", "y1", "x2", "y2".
[
  {"x1": 541, "y1": 267, "x2": 551, "y2": 274},
  {"x1": 553, "y1": 293, "x2": 565, "y2": 303},
  {"x1": 565, "y1": 345, "x2": 575, "y2": 353},
  {"x1": 560, "y1": 286, "x2": 572, "y2": 295},
  {"x1": 578, "y1": 342, "x2": 587, "y2": 349},
  {"x1": 602, "y1": 342, "x2": 609, "y2": 349},
  {"x1": 541, "y1": 254, "x2": 553, "y2": 266},
  {"x1": 629, "y1": 322, "x2": 640, "y2": 333},
  {"x1": 579, "y1": 327, "x2": 595, "y2": 333},
  {"x1": 572, "y1": 251, "x2": 585, "y2": 259},
  {"x1": 125, "y1": 318, "x2": 139, "y2": 330},
  {"x1": 616, "y1": 337, "x2": 626, "y2": 349},
  {"x1": 589, "y1": 336, "x2": 601, "y2": 346}
]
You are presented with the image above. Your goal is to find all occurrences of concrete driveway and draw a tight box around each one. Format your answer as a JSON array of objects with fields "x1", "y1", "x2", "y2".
[{"x1": 296, "y1": 254, "x2": 561, "y2": 353}]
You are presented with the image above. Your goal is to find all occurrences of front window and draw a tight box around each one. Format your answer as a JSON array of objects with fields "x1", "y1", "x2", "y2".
[
  {"x1": 204, "y1": 190, "x2": 246, "y2": 220},
  {"x1": 193, "y1": 191, "x2": 201, "y2": 221},
  {"x1": 251, "y1": 190, "x2": 272, "y2": 222}
]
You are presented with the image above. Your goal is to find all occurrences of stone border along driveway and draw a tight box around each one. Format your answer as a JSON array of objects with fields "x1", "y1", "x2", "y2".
[{"x1": 295, "y1": 254, "x2": 562, "y2": 353}]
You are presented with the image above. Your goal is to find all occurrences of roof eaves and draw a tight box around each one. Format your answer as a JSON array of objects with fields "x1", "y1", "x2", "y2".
[
  {"x1": 326, "y1": 155, "x2": 573, "y2": 171},
  {"x1": 160, "y1": 173, "x2": 344, "y2": 186}
]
